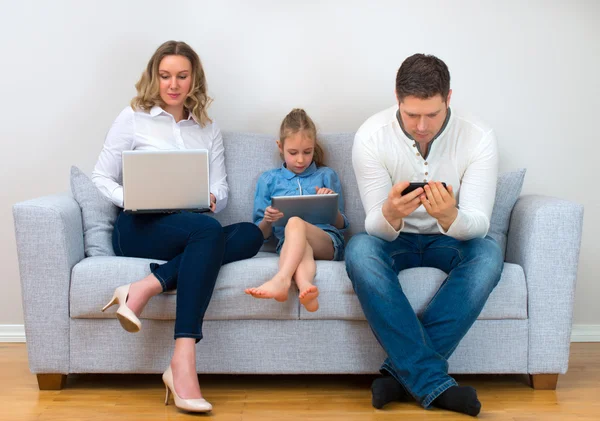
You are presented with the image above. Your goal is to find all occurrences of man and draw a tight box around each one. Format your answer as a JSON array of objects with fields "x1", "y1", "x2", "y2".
[{"x1": 346, "y1": 54, "x2": 503, "y2": 417}]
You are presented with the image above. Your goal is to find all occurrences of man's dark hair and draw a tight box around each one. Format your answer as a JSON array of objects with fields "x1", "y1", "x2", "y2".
[{"x1": 395, "y1": 54, "x2": 450, "y2": 102}]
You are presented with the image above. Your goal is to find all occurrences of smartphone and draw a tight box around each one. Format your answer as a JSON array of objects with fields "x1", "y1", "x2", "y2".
[{"x1": 402, "y1": 182, "x2": 447, "y2": 195}]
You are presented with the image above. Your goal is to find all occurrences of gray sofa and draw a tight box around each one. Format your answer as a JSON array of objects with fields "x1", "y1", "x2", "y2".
[{"x1": 13, "y1": 132, "x2": 584, "y2": 391}]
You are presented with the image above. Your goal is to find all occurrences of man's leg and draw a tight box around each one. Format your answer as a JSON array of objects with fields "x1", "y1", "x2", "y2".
[
  {"x1": 379, "y1": 234, "x2": 503, "y2": 415},
  {"x1": 420, "y1": 235, "x2": 503, "y2": 360},
  {"x1": 345, "y1": 233, "x2": 457, "y2": 408}
]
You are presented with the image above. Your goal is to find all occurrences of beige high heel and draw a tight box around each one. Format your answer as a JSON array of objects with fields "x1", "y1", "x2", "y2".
[
  {"x1": 162, "y1": 365, "x2": 212, "y2": 412},
  {"x1": 101, "y1": 284, "x2": 141, "y2": 333}
]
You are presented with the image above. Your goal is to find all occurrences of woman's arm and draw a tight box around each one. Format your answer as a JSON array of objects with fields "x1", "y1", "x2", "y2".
[
  {"x1": 208, "y1": 122, "x2": 229, "y2": 213},
  {"x1": 91, "y1": 107, "x2": 135, "y2": 208}
]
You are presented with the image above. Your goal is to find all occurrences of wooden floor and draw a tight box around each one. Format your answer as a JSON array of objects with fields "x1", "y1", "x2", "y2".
[{"x1": 1, "y1": 343, "x2": 599, "y2": 421}]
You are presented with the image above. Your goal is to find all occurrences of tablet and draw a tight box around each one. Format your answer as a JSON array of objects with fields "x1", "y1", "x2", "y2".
[{"x1": 271, "y1": 194, "x2": 339, "y2": 227}]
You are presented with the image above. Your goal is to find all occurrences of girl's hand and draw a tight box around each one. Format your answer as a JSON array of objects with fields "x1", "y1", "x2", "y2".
[
  {"x1": 263, "y1": 206, "x2": 284, "y2": 223},
  {"x1": 315, "y1": 187, "x2": 335, "y2": 195}
]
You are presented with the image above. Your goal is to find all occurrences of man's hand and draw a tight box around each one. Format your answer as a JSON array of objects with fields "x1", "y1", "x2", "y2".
[
  {"x1": 420, "y1": 182, "x2": 458, "y2": 230},
  {"x1": 382, "y1": 181, "x2": 423, "y2": 230},
  {"x1": 262, "y1": 206, "x2": 284, "y2": 224},
  {"x1": 315, "y1": 187, "x2": 335, "y2": 195}
]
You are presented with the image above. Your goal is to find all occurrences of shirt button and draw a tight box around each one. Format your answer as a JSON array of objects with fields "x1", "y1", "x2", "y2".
[
  {"x1": 416, "y1": 153, "x2": 420, "y2": 157},
  {"x1": 413, "y1": 144, "x2": 417, "y2": 148},
  {"x1": 424, "y1": 162, "x2": 428, "y2": 166},
  {"x1": 425, "y1": 172, "x2": 429, "y2": 175},
  {"x1": 424, "y1": 179, "x2": 428, "y2": 182}
]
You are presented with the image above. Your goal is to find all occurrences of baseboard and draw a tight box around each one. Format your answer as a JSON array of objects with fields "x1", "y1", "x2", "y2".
[
  {"x1": 0, "y1": 325, "x2": 26, "y2": 342},
  {"x1": 1, "y1": 324, "x2": 599, "y2": 343},
  {"x1": 571, "y1": 325, "x2": 600, "y2": 342}
]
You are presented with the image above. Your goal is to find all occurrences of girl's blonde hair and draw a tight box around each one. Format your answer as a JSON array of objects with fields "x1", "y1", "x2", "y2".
[
  {"x1": 131, "y1": 40, "x2": 212, "y2": 126},
  {"x1": 279, "y1": 108, "x2": 325, "y2": 167}
]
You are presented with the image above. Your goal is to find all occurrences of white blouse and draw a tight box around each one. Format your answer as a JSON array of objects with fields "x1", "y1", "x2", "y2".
[{"x1": 92, "y1": 106, "x2": 228, "y2": 213}]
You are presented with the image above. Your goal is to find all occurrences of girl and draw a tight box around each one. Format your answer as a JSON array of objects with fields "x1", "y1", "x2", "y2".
[
  {"x1": 94, "y1": 40, "x2": 263, "y2": 412},
  {"x1": 245, "y1": 109, "x2": 348, "y2": 312}
]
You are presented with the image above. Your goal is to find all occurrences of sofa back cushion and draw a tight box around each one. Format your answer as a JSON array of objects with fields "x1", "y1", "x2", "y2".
[
  {"x1": 487, "y1": 168, "x2": 526, "y2": 256},
  {"x1": 70, "y1": 166, "x2": 118, "y2": 256},
  {"x1": 213, "y1": 132, "x2": 364, "y2": 237},
  {"x1": 73, "y1": 132, "x2": 524, "y2": 259}
]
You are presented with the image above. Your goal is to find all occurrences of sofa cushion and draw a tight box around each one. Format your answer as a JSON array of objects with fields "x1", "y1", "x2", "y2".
[
  {"x1": 70, "y1": 254, "x2": 299, "y2": 321},
  {"x1": 70, "y1": 166, "x2": 118, "y2": 257},
  {"x1": 71, "y1": 133, "x2": 524, "y2": 258},
  {"x1": 299, "y1": 261, "x2": 527, "y2": 321},
  {"x1": 217, "y1": 133, "x2": 525, "y2": 253},
  {"x1": 215, "y1": 133, "x2": 364, "y2": 239},
  {"x1": 488, "y1": 169, "x2": 527, "y2": 257},
  {"x1": 71, "y1": 254, "x2": 526, "y2": 322}
]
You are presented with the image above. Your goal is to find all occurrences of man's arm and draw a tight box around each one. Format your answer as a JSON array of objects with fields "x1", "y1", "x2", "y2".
[
  {"x1": 437, "y1": 130, "x2": 498, "y2": 240},
  {"x1": 352, "y1": 134, "x2": 421, "y2": 241}
]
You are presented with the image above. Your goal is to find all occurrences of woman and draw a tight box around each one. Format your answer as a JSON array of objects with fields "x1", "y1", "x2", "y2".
[{"x1": 93, "y1": 40, "x2": 263, "y2": 413}]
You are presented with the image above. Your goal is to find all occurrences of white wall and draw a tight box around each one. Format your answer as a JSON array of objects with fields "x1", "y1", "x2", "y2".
[{"x1": 1, "y1": 0, "x2": 598, "y2": 330}]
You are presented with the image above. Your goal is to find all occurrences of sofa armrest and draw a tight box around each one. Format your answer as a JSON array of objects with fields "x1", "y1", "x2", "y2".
[
  {"x1": 13, "y1": 193, "x2": 84, "y2": 374},
  {"x1": 506, "y1": 195, "x2": 584, "y2": 374}
]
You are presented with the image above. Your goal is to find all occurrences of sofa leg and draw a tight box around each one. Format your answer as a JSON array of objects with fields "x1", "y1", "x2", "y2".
[
  {"x1": 529, "y1": 374, "x2": 558, "y2": 390},
  {"x1": 36, "y1": 374, "x2": 67, "y2": 390}
]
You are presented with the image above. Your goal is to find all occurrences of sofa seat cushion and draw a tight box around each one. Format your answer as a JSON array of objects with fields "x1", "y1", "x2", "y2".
[
  {"x1": 299, "y1": 261, "x2": 527, "y2": 320},
  {"x1": 70, "y1": 254, "x2": 299, "y2": 321},
  {"x1": 71, "y1": 255, "x2": 526, "y2": 322}
]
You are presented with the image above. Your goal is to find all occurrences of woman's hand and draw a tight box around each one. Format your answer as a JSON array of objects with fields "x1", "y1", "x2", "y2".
[
  {"x1": 315, "y1": 187, "x2": 335, "y2": 195},
  {"x1": 263, "y1": 206, "x2": 284, "y2": 224},
  {"x1": 210, "y1": 193, "x2": 217, "y2": 212}
]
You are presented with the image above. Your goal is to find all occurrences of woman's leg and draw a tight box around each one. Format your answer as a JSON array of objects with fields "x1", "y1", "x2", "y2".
[
  {"x1": 221, "y1": 222, "x2": 264, "y2": 265},
  {"x1": 112, "y1": 211, "x2": 226, "y2": 400},
  {"x1": 112, "y1": 212, "x2": 225, "y2": 318},
  {"x1": 124, "y1": 221, "x2": 264, "y2": 307}
]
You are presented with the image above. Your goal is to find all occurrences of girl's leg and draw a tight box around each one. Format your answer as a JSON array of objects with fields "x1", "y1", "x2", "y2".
[
  {"x1": 294, "y1": 223, "x2": 335, "y2": 312},
  {"x1": 245, "y1": 217, "x2": 334, "y2": 303},
  {"x1": 245, "y1": 216, "x2": 310, "y2": 301},
  {"x1": 295, "y1": 243, "x2": 318, "y2": 311}
]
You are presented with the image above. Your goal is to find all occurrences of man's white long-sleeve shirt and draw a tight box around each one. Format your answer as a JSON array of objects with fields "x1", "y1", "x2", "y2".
[
  {"x1": 92, "y1": 106, "x2": 229, "y2": 213},
  {"x1": 352, "y1": 105, "x2": 498, "y2": 242}
]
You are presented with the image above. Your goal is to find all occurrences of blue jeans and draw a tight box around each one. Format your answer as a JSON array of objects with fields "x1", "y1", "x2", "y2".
[
  {"x1": 113, "y1": 211, "x2": 263, "y2": 341},
  {"x1": 345, "y1": 232, "x2": 503, "y2": 408}
]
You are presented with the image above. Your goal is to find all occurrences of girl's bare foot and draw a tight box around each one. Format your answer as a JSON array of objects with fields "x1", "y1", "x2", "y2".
[
  {"x1": 245, "y1": 274, "x2": 291, "y2": 302},
  {"x1": 298, "y1": 284, "x2": 319, "y2": 312}
]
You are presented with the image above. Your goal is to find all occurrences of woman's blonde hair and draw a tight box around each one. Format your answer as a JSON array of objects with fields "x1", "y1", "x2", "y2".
[
  {"x1": 279, "y1": 108, "x2": 325, "y2": 167},
  {"x1": 131, "y1": 40, "x2": 212, "y2": 126}
]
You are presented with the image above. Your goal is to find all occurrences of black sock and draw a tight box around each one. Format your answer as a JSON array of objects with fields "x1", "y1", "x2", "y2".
[
  {"x1": 432, "y1": 386, "x2": 481, "y2": 417},
  {"x1": 371, "y1": 375, "x2": 411, "y2": 409}
]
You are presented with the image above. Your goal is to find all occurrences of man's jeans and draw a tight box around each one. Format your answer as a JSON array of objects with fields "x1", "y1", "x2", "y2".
[
  {"x1": 345, "y1": 232, "x2": 503, "y2": 408},
  {"x1": 113, "y1": 211, "x2": 264, "y2": 341}
]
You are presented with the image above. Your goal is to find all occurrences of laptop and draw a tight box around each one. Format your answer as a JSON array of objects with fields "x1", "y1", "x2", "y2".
[
  {"x1": 122, "y1": 149, "x2": 211, "y2": 213},
  {"x1": 271, "y1": 194, "x2": 339, "y2": 226}
]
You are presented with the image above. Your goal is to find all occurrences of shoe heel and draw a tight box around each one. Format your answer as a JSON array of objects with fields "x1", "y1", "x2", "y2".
[
  {"x1": 101, "y1": 295, "x2": 118, "y2": 312},
  {"x1": 164, "y1": 383, "x2": 170, "y2": 405}
]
